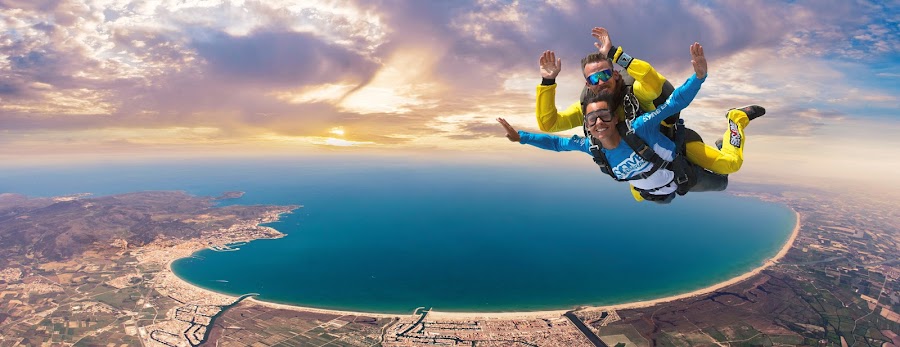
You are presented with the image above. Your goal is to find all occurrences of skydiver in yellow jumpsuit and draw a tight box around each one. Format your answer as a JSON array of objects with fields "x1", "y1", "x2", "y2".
[{"x1": 536, "y1": 27, "x2": 764, "y2": 201}]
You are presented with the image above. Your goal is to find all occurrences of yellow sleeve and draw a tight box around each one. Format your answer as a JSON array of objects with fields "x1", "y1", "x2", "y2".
[
  {"x1": 613, "y1": 47, "x2": 667, "y2": 112},
  {"x1": 536, "y1": 84, "x2": 584, "y2": 132}
]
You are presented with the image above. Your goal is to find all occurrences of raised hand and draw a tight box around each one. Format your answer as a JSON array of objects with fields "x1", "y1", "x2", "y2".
[
  {"x1": 497, "y1": 118, "x2": 521, "y2": 142},
  {"x1": 690, "y1": 42, "x2": 707, "y2": 79},
  {"x1": 591, "y1": 27, "x2": 612, "y2": 58},
  {"x1": 539, "y1": 50, "x2": 561, "y2": 79}
]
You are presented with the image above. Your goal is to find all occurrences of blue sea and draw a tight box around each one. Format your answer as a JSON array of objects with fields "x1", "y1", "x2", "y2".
[{"x1": 1, "y1": 155, "x2": 796, "y2": 314}]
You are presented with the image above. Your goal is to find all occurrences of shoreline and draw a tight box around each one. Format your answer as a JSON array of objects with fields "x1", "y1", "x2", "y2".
[
  {"x1": 167, "y1": 209, "x2": 802, "y2": 320},
  {"x1": 431, "y1": 209, "x2": 801, "y2": 319}
]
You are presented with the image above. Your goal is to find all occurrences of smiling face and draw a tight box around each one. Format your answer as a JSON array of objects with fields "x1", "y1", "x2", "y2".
[{"x1": 584, "y1": 100, "x2": 617, "y2": 140}]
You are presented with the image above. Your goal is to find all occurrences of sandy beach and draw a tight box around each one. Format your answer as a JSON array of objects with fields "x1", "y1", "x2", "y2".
[
  {"x1": 167, "y1": 209, "x2": 802, "y2": 320},
  {"x1": 245, "y1": 297, "x2": 400, "y2": 318},
  {"x1": 165, "y1": 259, "x2": 402, "y2": 318},
  {"x1": 603, "y1": 210, "x2": 801, "y2": 309}
]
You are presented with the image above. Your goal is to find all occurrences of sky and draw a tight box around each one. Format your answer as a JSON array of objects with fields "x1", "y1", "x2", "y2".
[{"x1": 1, "y1": 0, "x2": 899, "y2": 196}]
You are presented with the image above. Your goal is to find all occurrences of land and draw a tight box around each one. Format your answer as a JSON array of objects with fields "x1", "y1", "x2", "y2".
[
  {"x1": 213, "y1": 191, "x2": 245, "y2": 200},
  {"x1": 0, "y1": 191, "x2": 298, "y2": 346},
  {"x1": 0, "y1": 183, "x2": 898, "y2": 346}
]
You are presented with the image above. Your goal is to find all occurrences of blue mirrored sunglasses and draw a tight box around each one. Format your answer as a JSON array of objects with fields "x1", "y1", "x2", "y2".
[{"x1": 586, "y1": 69, "x2": 613, "y2": 85}]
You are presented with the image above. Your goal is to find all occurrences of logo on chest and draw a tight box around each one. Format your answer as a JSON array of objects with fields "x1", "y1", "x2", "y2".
[{"x1": 611, "y1": 152, "x2": 649, "y2": 178}]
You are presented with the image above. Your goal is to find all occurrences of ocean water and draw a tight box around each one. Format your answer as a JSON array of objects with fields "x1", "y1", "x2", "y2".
[{"x1": 1, "y1": 156, "x2": 796, "y2": 313}]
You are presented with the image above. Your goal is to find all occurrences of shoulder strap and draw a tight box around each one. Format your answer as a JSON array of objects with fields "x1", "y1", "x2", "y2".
[
  {"x1": 587, "y1": 139, "x2": 621, "y2": 182},
  {"x1": 622, "y1": 85, "x2": 640, "y2": 121},
  {"x1": 586, "y1": 120, "x2": 674, "y2": 182},
  {"x1": 616, "y1": 122, "x2": 670, "y2": 180},
  {"x1": 583, "y1": 126, "x2": 623, "y2": 182}
]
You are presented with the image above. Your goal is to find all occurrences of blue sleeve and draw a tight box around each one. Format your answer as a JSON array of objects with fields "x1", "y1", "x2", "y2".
[
  {"x1": 635, "y1": 73, "x2": 706, "y2": 127},
  {"x1": 517, "y1": 131, "x2": 592, "y2": 155}
]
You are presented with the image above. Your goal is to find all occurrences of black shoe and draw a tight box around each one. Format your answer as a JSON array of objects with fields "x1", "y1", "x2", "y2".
[{"x1": 732, "y1": 105, "x2": 766, "y2": 121}]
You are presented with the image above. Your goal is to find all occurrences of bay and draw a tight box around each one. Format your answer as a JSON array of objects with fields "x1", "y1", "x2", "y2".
[{"x1": 1, "y1": 157, "x2": 796, "y2": 313}]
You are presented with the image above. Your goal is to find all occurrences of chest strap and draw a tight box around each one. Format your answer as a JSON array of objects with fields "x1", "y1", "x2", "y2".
[{"x1": 587, "y1": 122, "x2": 670, "y2": 181}]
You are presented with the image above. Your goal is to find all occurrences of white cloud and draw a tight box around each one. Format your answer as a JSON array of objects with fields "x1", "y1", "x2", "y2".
[
  {"x1": 251, "y1": 133, "x2": 374, "y2": 148},
  {"x1": 323, "y1": 137, "x2": 371, "y2": 147},
  {"x1": 450, "y1": 0, "x2": 530, "y2": 45},
  {"x1": 1, "y1": 0, "x2": 899, "y2": 159},
  {"x1": 338, "y1": 49, "x2": 442, "y2": 114},
  {"x1": 274, "y1": 83, "x2": 357, "y2": 104},
  {"x1": 0, "y1": 88, "x2": 117, "y2": 116}
]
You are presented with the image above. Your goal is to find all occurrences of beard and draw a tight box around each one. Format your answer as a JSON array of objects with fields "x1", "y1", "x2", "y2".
[
  {"x1": 609, "y1": 75, "x2": 626, "y2": 111},
  {"x1": 580, "y1": 74, "x2": 626, "y2": 111}
]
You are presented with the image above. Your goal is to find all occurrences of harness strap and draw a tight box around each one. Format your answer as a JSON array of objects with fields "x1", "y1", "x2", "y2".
[
  {"x1": 672, "y1": 119, "x2": 691, "y2": 186},
  {"x1": 634, "y1": 179, "x2": 676, "y2": 193},
  {"x1": 585, "y1": 86, "x2": 695, "y2": 188},
  {"x1": 589, "y1": 143, "x2": 621, "y2": 181},
  {"x1": 617, "y1": 122, "x2": 669, "y2": 180},
  {"x1": 622, "y1": 87, "x2": 640, "y2": 122}
]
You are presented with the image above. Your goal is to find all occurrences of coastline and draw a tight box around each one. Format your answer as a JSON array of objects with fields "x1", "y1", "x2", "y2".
[
  {"x1": 245, "y1": 297, "x2": 399, "y2": 318},
  {"x1": 167, "y1": 209, "x2": 802, "y2": 320},
  {"x1": 165, "y1": 259, "x2": 399, "y2": 318},
  {"x1": 431, "y1": 209, "x2": 802, "y2": 319},
  {"x1": 429, "y1": 211, "x2": 800, "y2": 319}
]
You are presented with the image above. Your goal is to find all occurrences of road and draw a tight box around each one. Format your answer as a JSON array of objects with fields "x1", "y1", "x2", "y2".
[{"x1": 564, "y1": 311, "x2": 608, "y2": 347}]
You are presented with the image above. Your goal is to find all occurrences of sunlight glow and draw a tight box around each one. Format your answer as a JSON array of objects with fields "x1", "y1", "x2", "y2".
[
  {"x1": 274, "y1": 84, "x2": 357, "y2": 104},
  {"x1": 338, "y1": 49, "x2": 442, "y2": 114}
]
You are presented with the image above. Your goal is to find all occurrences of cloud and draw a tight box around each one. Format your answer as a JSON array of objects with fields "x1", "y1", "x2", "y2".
[
  {"x1": 0, "y1": 0, "x2": 62, "y2": 10},
  {"x1": 445, "y1": 121, "x2": 507, "y2": 140},
  {"x1": 0, "y1": 88, "x2": 116, "y2": 116},
  {"x1": 191, "y1": 30, "x2": 377, "y2": 86},
  {"x1": 336, "y1": 48, "x2": 441, "y2": 114},
  {"x1": 0, "y1": 0, "x2": 898, "y2": 161}
]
